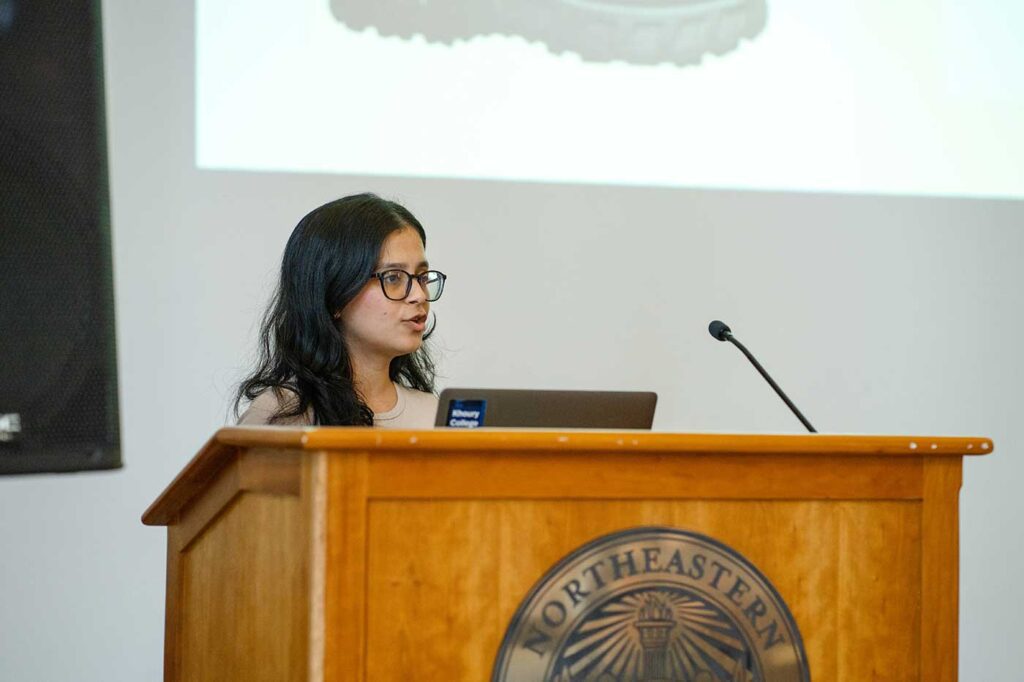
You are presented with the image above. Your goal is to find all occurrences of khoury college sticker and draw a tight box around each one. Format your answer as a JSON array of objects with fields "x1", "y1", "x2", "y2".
[{"x1": 493, "y1": 527, "x2": 809, "y2": 682}]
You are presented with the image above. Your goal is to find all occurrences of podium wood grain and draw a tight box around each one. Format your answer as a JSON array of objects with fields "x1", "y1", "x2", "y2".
[{"x1": 144, "y1": 429, "x2": 990, "y2": 681}]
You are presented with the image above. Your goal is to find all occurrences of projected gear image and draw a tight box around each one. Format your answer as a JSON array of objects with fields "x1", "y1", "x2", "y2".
[{"x1": 329, "y1": 0, "x2": 768, "y2": 66}]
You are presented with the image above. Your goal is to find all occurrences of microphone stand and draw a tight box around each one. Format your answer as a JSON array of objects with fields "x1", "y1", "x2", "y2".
[{"x1": 710, "y1": 321, "x2": 817, "y2": 433}]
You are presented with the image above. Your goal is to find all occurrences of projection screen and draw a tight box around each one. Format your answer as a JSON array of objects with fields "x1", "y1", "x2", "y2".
[{"x1": 197, "y1": 0, "x2": 1023, "y2": 199}]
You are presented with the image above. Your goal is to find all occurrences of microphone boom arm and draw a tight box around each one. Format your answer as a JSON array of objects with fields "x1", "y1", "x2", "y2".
[{"x1": 710, "y1": 320, "x2": 818, "y2": 433}]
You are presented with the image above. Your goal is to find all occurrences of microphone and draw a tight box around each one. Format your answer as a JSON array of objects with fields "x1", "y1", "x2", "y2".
[{"x1": 708, "y1": 320, "x2": 817, "y2": 433}]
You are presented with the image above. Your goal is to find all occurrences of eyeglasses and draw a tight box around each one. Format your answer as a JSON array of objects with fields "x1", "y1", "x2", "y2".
[{"x1": 370, "y1": 269, "x2": 447, "y2": 302}]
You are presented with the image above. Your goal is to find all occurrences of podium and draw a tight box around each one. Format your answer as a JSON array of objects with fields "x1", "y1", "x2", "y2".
[{"x1": 143, "y1": 428, "x2": 991, "y2": 681}]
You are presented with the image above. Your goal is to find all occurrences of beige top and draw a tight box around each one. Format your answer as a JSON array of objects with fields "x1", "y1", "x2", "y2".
[{"x1": 238, "y1": 383, "x2": 439, "y2": 429}]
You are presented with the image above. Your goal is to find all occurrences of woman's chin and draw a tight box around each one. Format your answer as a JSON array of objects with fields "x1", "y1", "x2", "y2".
[{"x1": 394, "y1": 337, "x2": 424, "y2": 356}]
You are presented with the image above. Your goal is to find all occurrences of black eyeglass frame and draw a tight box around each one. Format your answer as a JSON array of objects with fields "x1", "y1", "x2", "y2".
[{"x1": 370, "y1": 269, "x2": 447, "y2": 302}]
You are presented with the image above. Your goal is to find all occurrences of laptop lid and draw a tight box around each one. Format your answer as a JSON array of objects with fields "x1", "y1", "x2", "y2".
[{"x1": 435, "y1": 388, "x2": 657, "y2": 429}]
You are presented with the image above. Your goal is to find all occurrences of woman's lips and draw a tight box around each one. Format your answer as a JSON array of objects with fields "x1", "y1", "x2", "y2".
[{"x1": 403, "y1": 314, "x2": 427, "y2": 332}]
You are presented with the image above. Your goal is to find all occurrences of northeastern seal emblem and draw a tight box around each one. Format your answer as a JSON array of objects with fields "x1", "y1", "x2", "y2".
[{"x1": 493, "y1": 527, "x2": 809, "y2": 682}]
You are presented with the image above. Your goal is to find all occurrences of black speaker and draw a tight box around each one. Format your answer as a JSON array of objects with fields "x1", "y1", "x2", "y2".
[{"x1": 0, "y1": 0, "x2": 120, "y2": 474}]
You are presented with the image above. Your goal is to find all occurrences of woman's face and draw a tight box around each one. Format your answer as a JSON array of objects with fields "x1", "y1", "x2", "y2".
[{"x1": 339, "y1": 227, "x2": 431, "y2": 365}]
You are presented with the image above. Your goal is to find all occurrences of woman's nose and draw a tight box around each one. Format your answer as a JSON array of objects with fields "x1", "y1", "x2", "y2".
[{"x1": 406, "y1": 277, "x2": 428, "y2": 303}]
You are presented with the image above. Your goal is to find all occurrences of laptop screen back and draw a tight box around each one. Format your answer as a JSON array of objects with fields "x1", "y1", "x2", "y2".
[{"x1": 435, "y1": 388, "x2": 657, "y2": 429}]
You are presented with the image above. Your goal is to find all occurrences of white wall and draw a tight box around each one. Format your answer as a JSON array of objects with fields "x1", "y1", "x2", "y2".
[{"x1": 0, "y1": 1, "x2": 1021, "y2": 679}]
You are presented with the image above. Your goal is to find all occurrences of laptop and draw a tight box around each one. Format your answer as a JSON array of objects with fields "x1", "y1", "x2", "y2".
[{"x1": 434, "y1": 388, "x2": 657, "y2": 429}]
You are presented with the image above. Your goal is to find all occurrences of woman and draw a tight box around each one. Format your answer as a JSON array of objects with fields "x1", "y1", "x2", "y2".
[{"x1": 235, "y1": 193, "x2": 445, "y2": 427}]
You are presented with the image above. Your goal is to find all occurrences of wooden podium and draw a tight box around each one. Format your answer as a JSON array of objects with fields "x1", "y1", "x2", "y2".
[{"x1": 143, "y1": 429, "x2": 991, "y2": 681}]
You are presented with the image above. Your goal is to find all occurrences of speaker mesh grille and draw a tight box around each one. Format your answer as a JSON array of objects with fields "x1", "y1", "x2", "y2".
[{"x1": 0, "y1": 0, "x2": 119, "y2": 472}]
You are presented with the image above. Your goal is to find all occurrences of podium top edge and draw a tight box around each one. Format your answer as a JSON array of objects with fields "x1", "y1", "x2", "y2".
[
  {"x1": 141, "y1": 428, "x2": 991, "y2": 526},
  {"x1": 215, "y1": 426, "x2": 993, "y2": 457}
]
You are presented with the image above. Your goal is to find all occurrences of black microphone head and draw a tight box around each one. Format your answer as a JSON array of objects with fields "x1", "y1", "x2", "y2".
[{"x1": 708, "y1": 320, "x2": 732, "y2": 341}]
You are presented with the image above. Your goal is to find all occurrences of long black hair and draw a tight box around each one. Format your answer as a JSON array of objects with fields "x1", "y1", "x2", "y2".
[{"x1": 235, "y1": 193, "x2": 436, "y2": 425}]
